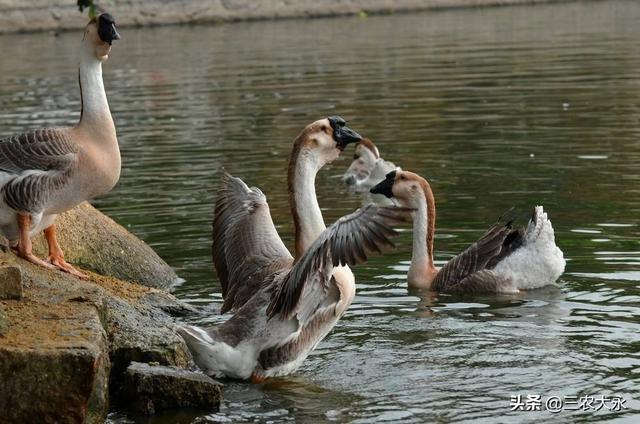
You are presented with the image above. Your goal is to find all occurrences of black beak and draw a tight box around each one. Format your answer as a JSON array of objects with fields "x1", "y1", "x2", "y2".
[
  {"x1": 370, "y1": 170, "x2": 397, "y2": 198},
  {"x1": 98, "y1": 13, "x2": 121, "y2": 45},
  {"x1": 328, "y1": 116, "x2": 362, "y2": 151}
]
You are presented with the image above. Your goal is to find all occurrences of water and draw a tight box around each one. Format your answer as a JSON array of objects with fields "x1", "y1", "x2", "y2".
[{"x1": 1, "y1": 0, "x2": 639, "y2": 422}]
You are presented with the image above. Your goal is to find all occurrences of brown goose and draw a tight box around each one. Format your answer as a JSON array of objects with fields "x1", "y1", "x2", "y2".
[
  {"x1": 343, "y1": 137, "x2": 398, "y2": 190},
  {"x1": 370, "y1": 170, "x2": 565, "y2": 293},
  {"x1": 178, "y1": 117, "x2": 409, "y2": 381},
  {"x1": 0, "y1": 14, "x2": 121, "y2": 278}
]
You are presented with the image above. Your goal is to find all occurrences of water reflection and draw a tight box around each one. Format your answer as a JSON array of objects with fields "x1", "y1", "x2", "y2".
[{"x1": 1, "y1": 0, "x2": 640, "y2": 422}]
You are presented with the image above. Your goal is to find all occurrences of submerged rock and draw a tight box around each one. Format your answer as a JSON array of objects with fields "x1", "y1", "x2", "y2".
[
  {"x1": 122, "y1": 362, "x2": 222, "y2": 415},
  {"x1": 32, "y1": 202, "x2": 178, "y2": 289},
  {"x1": 0, "y1": 265, "x2": 22, "y2": 299}
]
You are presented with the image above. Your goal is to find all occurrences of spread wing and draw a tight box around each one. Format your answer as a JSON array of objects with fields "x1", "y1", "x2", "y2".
[
  {"x1": 212, "y1": 171, "x2": 293, "y2": 314},
  {"x1": 267, "y1": 204, "x2": 411, "y2": 321},
  {"x1": 432, "y1": 222, "x2": 516, "y2": 292},
  {"x1": 0, "y1": 128, "x2": 79, "y2": 213}
]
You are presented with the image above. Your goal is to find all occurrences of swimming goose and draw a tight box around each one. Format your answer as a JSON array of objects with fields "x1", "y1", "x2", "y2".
[
  {"x1": 0, "y1": 14, "x2": 120, "y2": 278},
  {"x1": 370, "y1": 170, "x2": 565, "y2": 293},
  {"x1": 178, "y1": 117, "x2": 409, "y2": 381},
  {"x1": 343, "y1": 138, "x2": 398, "y2": 191}
]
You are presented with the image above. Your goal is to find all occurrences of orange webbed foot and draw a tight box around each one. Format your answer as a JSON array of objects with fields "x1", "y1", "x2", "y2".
[
  {"x1": 48, "y1": 254, "x2": 89, "y2": 279},
  {"x1": 18, "y1": 251, "x2": 56, "y2": 269}
]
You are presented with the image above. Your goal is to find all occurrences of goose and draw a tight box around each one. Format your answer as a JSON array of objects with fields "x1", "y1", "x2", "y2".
[
  {"x1": 178, "y1": 117, "x2": 409, "y2": 382},
  {"x1": 343, "y1": 138, "x2": 398, "y2": 191},
  {"x1": 370, "y1": 170, "x2": 565, "y2": 293},
  {"x1": 0, "y1": 14, "x2": 121, "y2": 278}
]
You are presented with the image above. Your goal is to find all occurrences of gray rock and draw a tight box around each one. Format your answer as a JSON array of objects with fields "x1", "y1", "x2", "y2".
[
  {"x1": 142, "y1": 291, "x2": 200, "y2": 317},
  {"x1": 123, "y1": 362, "x2": 222, "y2": 415},
  {"x1": 105, "y1": 296, "x2": 192, "y2": 383},
  {"x1": 32, "y1": 202, "x2": 178, "y2": 288},
  {"x1": 0, "y1": 265, "x2": 22, "y2": 299}
]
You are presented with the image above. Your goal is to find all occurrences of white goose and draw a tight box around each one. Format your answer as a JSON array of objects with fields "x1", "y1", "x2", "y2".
[
  {"x1": 178, "y1": 117, "x2": 408, "y2": 382},
  {"x1": 0, "y1": 14, "x2": 121, "y2": 278},
  {"x1": 370, "y1": 170, "x2": 565, "y2": 293},
  {"x1": 343, "y1": 138, "x2": 398, "y2": 191}
]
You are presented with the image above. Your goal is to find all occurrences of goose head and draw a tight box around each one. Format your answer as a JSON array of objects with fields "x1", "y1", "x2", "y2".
[
  {"x1": 295, "y1": 116, "x2": 362, "y2": 169},
  {"x1": 370, "y1": 170, "x2": 426, "y2": 208},
  {"x1": 83, "y1": 13, "x2": 121, "y2": 62},
  {"x1": 343, "y1": 138, "x2": 379, "y2": 185}
]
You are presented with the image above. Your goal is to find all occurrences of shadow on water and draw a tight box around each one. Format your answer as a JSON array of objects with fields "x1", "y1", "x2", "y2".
[{"x1": 1, "y1": 0, "x2": 640, "y2": 422}]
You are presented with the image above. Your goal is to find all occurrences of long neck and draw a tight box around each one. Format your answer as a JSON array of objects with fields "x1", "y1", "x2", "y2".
[
  {"x1": 77, "y1": 50, "x2": 114, "y2": 134},
  {"x1": 408, "y1": 180, "x2": 437, "y2": 285},
  {"x1": 289, "y1": 143, "x2": 326, "y2": 261}
]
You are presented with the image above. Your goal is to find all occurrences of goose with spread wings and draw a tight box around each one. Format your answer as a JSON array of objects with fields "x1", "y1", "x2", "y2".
[
  {"x1": 178, "y1": 177, "x2": 408, "y2": 381},
  {"x1": 178, "y1": 117, "x2": 409, "y2": 381}
]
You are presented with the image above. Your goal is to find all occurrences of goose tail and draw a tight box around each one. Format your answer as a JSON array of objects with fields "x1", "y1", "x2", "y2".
[{"x1": 492, "y1": 205, "x2": 566, "y2": 290}]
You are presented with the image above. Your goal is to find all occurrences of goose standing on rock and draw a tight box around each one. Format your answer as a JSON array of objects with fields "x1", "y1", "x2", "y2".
[
  {"x1": 178, "y1": 117, "x2": 410, "y2": 382},
  {"x1": 343, "y1": 138, "x2": 398, "y2": 191},
  {"x1": 370, "y1": 170, "x2": 565, "y2": 293},
  {"x1": 0, "y1": 14, "x2": 121, "y2": 278}
]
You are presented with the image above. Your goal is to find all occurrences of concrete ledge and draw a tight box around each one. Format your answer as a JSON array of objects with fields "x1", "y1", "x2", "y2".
[{"x1": 0, "y1": 0, "x2": 574, "y2": 34}]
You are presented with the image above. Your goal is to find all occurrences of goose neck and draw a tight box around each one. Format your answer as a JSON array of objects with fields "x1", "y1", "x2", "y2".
[
  {"x1": 289, "y1": 148, "x2": 326, "y2": 260},
  {"x1": 77, "y1": 50, "x2": 114, "y2": 135},
  {"x1": 408, "y1": 181, "x2": 437, "y2": 285}
]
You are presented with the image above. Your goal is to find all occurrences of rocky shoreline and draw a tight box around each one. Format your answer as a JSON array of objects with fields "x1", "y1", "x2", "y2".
[
  {"x1": 0, "y1": 203, "x2": 220, "y2": 422},
  {"x1": 0, "y1": 0, "x2": 573, "y2": 34}
]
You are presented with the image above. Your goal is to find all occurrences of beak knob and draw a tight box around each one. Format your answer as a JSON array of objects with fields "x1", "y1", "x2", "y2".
[
  {"x1": 97, "y1": 13, "x2": 121, "y2": 45},
  {"x1": 329, "y1": 116, "x2": 362, "y2": 150}
]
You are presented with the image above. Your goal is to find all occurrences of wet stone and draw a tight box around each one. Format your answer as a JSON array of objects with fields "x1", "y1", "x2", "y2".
[{"x1": 122, "y1": 362, "x2": 223, "y2": 415}]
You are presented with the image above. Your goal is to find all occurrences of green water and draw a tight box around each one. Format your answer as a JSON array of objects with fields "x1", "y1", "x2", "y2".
[{"x1": 0, "y1": 0, "x2": 638, "y2": 422}]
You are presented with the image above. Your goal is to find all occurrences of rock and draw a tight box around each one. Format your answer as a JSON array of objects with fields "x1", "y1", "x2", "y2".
[
  {"x1": 0, "y1": 300, "x2": 110, "y2": 424},
  {"x1": 104, "y1": 296, "x2": 192, "y2": 390},
  {"x1": 142, "y1": 291, "x2": 200, "y2": 317},
  {"x1": 0, "y1": 265, "x2": 22, "y2": 299},
  {"x1": 32, "y1": 202, "x2": 178, "y2": 289},
  {"x1": 0, "y1": 246, "x2": 194, "y2": 422},
  {"x1": 123, "y1": 362, "x2": 222, "y2": 415}
]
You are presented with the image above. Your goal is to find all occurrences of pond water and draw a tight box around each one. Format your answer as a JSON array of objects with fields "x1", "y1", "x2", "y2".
[{"x1": 1, "y1": 0, "x2": 639, "y2": 422}]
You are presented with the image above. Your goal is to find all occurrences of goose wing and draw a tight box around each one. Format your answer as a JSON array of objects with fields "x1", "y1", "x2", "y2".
[
  {"x1": 432, "y1": 222, "x2": 517, "y2": 292},
  {"x1": 267, "y1": 204, "x2": 410, "y2": 321},
  {"x1": 0, "y1": 128, "x2": 79, "y2": 213},
  {"x1": 212, "y1": 171, "x2": 293, "y2": 314},
  {"x1": 447, "y1": 269, "x2": 515, "y2": 294}
]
